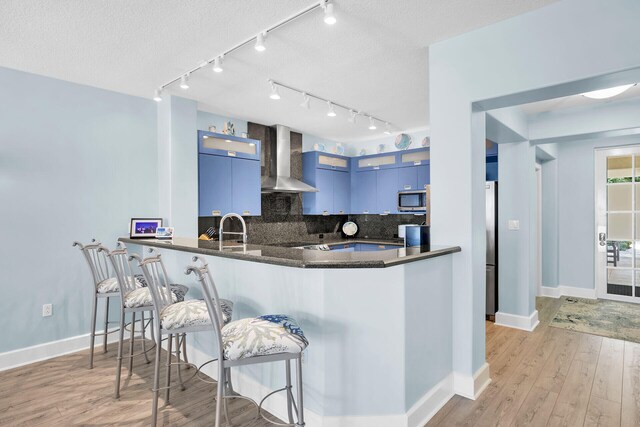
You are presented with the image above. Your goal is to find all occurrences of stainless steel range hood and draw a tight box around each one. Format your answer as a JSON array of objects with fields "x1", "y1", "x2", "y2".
[{"x1": 261, "y1": 125, "x2": 318, "y2": 193}]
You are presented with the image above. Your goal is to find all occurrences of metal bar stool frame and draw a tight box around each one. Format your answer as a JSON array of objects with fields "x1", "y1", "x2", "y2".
[
  {"x1": 73, "y1": 239, "x2": 121, "y2": 369},
  {"x1": 185, "y1": 256, "x2": 306, "y2": 427},
  {"x1": 99, "y1": 243, "x2": 156, "y2": 399}
]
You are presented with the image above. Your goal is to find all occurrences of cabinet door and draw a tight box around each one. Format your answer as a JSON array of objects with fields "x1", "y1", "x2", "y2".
[
  {"x1": 332, "y1": 171, "x2": 350, "y2": 215},
  {"x1": 314, "y1": 168, "x2": 334, "y2": 215},
  {"x1": 417, "y1": 164, "x2": 430, "y2": 189},
  {"x1": 486, "y1": 160, "x2": 498, "y2": 181},
  {"x1": 353, "y1": 171, "x2": 377, "y2": 214},
  {"x1": 231, "y1": 158, "x2": 261, "y2": 216},
  {"x1": 199, "y1": 154, "x2": 232, "y2": 216},
  {"x1": 398, "y1": 166, "x2": 418, "y2": 191},
  {"x1": 376, "y1": 168, "x2": 399, "y2": 214}
]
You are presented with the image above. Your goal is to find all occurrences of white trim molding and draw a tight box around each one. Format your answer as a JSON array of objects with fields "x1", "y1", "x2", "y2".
[
  {"x1": 0, "y1": 328, "x2": 123, "y2": 372},
  {"x1": 187, "y1": 343, "x2": 454, "y2": 427},
  {"x1": 453, "y1": 362, "x2": 491, "y2": 400},
  {"x1": 539, "y1": 285, "x2": 597, "y2": 300},
  {"x1": 495, "y1": 310, "x2": 540, "y2": 332}
]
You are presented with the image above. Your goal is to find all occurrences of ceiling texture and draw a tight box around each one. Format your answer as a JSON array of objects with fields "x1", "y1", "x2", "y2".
[{"x1": 0, "y1": 0, "x2": 557, "y2": 142}]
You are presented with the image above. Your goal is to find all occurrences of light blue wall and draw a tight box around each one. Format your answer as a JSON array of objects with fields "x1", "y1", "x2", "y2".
[
  {"x1": 540, "y1": 155, "x2": 559, "y2": 287},
  {"x1": 430, "y1": 0, "x2": 640, "y2": 378},
  {"x1": 0, "y1": 67, "x2": 158, "y2": 353}
]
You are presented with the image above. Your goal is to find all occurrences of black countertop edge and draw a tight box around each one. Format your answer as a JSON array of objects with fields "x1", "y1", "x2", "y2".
[{"x1": 119, "y1": 237, "x2": 461, "y2": 269}]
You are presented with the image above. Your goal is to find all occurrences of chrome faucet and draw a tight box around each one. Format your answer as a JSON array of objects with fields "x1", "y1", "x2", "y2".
[{"x1": 218, "y1": 213, "x2": 247, "y2": 250}]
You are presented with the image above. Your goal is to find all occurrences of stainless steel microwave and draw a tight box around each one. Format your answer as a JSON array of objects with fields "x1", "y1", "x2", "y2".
[{"x1": 398, "y1": 187, "x2": 430, "y2": 212}]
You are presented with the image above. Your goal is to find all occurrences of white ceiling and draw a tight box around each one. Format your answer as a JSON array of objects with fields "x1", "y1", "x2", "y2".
[{"x1": 0, "y1": 0, "x2": 558, "y2": 142}]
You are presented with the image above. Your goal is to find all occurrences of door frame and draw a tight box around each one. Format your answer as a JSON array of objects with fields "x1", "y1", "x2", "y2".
[{"x1": 595, "y1": 145, "x2": 640, "y2": 302}]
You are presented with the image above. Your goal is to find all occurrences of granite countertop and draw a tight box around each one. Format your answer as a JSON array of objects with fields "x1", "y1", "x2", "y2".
[{"x1": 119, "y1": 236, "x2": 460, "y2": 269}]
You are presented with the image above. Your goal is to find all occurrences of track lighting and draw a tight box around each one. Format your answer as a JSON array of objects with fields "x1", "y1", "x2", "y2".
[
  {"x1": 384, "y1": 122, "x2": 392, "y2": 135},
  {"x1": 327, "y1": 102, "x2": 336, "y2": 117},
  {"x1": 323, "y1": 1, "x2": 336, "y2": 25},
  {"x1": 212, "y1": 57, "x2": 223, "y2": 73},
  {"x1": 369, "y1": 116, "x2": 377, "y2": 130},
  {"x1": 179, "y1": 74, "x2": 190, "y2": 89},
  {"x1": 255, "y1": 32, "x2": 266, "y2": 52},
  {"x1": 348, "y1": 110, "x2": 357, "y2": 123},
  {"x1": 153, "y1": 89, "x2": 163, "y2": 102},
  {"x1": 269, "y1": 81, "x2": 281, "y2": 100},
  {"x1": 300, "y1": 93, "x2": 310, "y2": 109}
]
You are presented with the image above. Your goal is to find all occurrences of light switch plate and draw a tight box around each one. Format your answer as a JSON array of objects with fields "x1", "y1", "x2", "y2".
[{"x1": 508, "y1": 220, "x2": 520, "y2": 230}]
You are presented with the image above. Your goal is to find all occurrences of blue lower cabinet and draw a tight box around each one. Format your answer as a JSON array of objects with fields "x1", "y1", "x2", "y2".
[
  {"x1": 199, "y1": 154, "x2": 233, "y2": 216},
  {"x1": 332, "y1": 171, "x2": 350, "y2": 215},
  {"x1": 376, "y1": 168, "x2": 399, "y2": 214},
  {"x1": 232, "y1": 157, "x2": 261, "y2": 216},
  {"x1": 352, "y1": 170, "x2": 377, "y2": 214}
]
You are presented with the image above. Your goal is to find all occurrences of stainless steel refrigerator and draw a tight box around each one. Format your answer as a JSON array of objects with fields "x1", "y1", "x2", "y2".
[{"x1": 486, "y1": 181, "x2": 498, "y2": 319}]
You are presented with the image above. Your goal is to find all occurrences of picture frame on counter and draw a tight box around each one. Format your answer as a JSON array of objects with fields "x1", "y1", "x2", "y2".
[{"x1": 129, "y1": 218, "x2": 163, "y2": 239}]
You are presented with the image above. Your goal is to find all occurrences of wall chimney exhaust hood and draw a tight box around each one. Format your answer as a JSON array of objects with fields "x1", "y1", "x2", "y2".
[{"x1": 261, "y1": 125, "x2": 318, "y2": 193}]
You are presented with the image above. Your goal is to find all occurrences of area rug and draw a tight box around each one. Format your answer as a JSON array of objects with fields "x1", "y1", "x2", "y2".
[{"x1": 550, "y1": 296, "x2": 640, "y2": 343}]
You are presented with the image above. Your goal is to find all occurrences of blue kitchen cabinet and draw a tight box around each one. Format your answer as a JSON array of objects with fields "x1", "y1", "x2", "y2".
[
  {"x1": 353, "y1": 152, "x2": 399, "y2": 171},
  {"x1": 332, "y1": 171, "x2": 350, "y2": 215},
  {"x1": 199, "y1": 154, "x2": 233, "y2": 216},
  {"x1": 417, "y1": 164, "x2": 430, "y2": 188},
  {"x1": 398, "y1": 166, "x2": 418, "y2": 191},
  {"x1": 376, "y1": 168, "x2": 400, "y2": 214},
  {"x1": 198, "y1": 130, "x2": 260, "y2": 161},
  {"x1": 352, "y1": 170, "x2": 377, "y2": 214},
  {"x1": 486, "y1": 156, "x2": 498, "y2": 181},
  {"x1": 232, "y1": 157, "x2": 261, "y2": 216}
]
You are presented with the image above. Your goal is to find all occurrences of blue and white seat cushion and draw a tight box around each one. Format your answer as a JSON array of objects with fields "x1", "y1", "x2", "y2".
[
  {"x1": 160, "y1": 299, "x2": 234, "y2": 330},
  {"x1": 221, "y1": 315, "x2": 308, "y2": 361},
  {"x1": 123, "y1": 284, "x2": 190, "y2": 308},
  {"x1": 96, "y1": 274, "x2": 147, "y2": 294}
]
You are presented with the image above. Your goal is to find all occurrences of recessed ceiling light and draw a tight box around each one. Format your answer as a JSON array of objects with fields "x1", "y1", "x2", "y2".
[
  {"x1": 179, "y1": 74, "x2": 190, "y2": 90},
  {"x1": 582, "y1": 84, "x2": 636, "y2": 99}
]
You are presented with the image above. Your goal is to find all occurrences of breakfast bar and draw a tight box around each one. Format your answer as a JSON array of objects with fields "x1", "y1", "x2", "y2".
[{"x1": 122, "y1": 236, "x2": 460, "y2": 425}]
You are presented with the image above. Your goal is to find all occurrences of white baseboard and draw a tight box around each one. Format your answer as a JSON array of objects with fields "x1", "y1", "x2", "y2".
[
  {"x1": 0, "y1": 328, "x2": 124, "y2": 372},
  {"x1": 540, "y1": 285, "x2": 596, "y2": 300},
  {"x1": 453, "y1": 362, "x2": 491, "y2": 400},
  {"x1": 495, "y1": 310, "x2": 540, "y2": 332},
  {"x1": 186, "y1": 342, "x2": 454, "y2": 427}
]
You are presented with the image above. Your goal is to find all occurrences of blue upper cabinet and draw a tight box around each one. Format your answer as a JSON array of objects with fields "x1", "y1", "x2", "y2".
[
  {"x1": 376, "y1": 168, "x2": 399, "y2": 214},
  {"x1": 198, "y1": 131, "x2": 261, "y2": 217},
  {"x1": 302, "y1": 152, "x2": 350, "y2": 215},
  {"x1": 354, "y1": 152, "x2": 398, "y2": 171},
  {"x1": 398, "y1": 148, "x2": 430, "y2": 167},
  {"x1": 199, "y1": 155, "x2": 233, "y2": 217},
  {"x1": 486, "y1": 140, "x2": 498, "y2": 157},
  {"x1": 417, "y1": 164, "x2": 430, "y2": 188},
  {"x1": 486, "y1": 156, "x2": 498, "y2": 181},
  {"x1": 198, "y1": 130, "x2": 260, "y2": 161},
  {"x1": 352, "y1": 170, "x2": 377, "y2": 214},
  {"x1": 398, "y1": 166, "x2": 418, "y2": 191}
]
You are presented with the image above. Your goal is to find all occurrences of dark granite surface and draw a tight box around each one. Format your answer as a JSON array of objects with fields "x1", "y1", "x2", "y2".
[{"x1": 120, "y1": 237, "x2": 460, "y2": 269}]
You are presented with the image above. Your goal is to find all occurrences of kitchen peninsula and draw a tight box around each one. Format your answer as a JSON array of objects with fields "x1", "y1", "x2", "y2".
[{"x1": 122, "y1": 236, "x2": 460, "y2": 426}]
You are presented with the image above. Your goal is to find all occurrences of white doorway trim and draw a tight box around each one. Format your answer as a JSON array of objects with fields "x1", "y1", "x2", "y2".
[{"x1": 536, "y1": 163, "x2": 542, "y2": 297}]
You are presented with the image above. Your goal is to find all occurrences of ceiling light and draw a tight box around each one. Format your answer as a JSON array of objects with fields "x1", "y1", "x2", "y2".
[
  {"x1": 269, "y1": 81, "x2": 280, "y2": 100},
  {"x1": 179, "y1": 74, "x2": 190, "y2": 89},
  {"x1": 255, "y1": 32, "x2": 266, "y2": 52},
  {"x1": 323, "y1": 2, "x2": 336, "y2": 25},
  {"x1": 582, "y1": 84, "x2": 636, "y2": 99},
  {"x1": 212, "y1": 57, "x2": 223, "y2": 73},
  {"x1": 327, "y1": 102, "x2": 336, "y2": 117},
  {"x1": 383, "y1": 122, "x2": 392, "y2": 135},
  {"x1": 348, "y1": 110, "x2": 357, "y2": 123},
  {"x1": 368, "y1": 116, "x2": 377, "y2": 130},
  {"x1": 300, "y1": 93, "x2": 310, "y2": 109},
  {"x1": 153, "y1": 89, "x2": 163, "y2": 102}
]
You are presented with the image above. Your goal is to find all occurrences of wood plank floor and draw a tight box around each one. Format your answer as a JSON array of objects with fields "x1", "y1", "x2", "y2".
[
  {"x1": 0, "y1": 340, "x2": 280, "y2": 426},
  {"x1": 427, "y1": 297, "x2": 640, "y2": 427}
]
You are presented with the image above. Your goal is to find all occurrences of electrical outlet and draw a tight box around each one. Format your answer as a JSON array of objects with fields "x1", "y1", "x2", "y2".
[{"x1": 42, "y1": 304, "x2": 53, "y2": 317}]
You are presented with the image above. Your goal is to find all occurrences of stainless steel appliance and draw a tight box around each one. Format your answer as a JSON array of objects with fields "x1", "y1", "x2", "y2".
[
  {"x1": 486, "y1": 181, "x2": 498, "y2": 319},
  {"x1": 398, "y1": 186, "x2": 430, "y2": 212},
  {"x1": 405, "y1": 225, "x2": 430, "y2": 248}
]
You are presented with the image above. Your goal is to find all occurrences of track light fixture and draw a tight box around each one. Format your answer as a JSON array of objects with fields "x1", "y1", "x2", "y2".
[
  {"x1": 300, "y1": 93, "x2": 310, "y2": 109},
  {"x1": 322, "y1": 1, "x2": 336, "y2": 25},
  {"x1": 255, "y1": 32, "x2": 267, "y2": 52},
  {"x1": 368, "y1": 116, "x2": 377, "y2": 130},
  {"x1": 383, "y1": 122, "x2": 392, "y2": 135},
  {"x1": 327, "y1": 102, "x2": 336, "y2": 117},
  {"x1": 179, "y1": 74, "x2": 190, "y2": 89},
  {"x1": 153, "y1": 89, "x2": 163, "y2": 102},
  {"x1": 269, "y1": 81, "x2": 281, "y2": 100},
  {"x1": 212, "y1": 57, "x2": 223, "y2": 73},
  {"x1": 348, "y1": 109, "x2": 357, "y2": 123}
]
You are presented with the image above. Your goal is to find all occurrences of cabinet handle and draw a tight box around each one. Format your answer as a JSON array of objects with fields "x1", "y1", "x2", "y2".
[
  {"x1": 243, "y1": 211, "x2": 250, "y2": 216},
  {"x1": 322, "y1": 210, "x2": 329, "y2": 216},
  {"x1": 414, "y1": 161, "x2": 421, "y2": 166},
  {"x1": 212, "y1": 210, "x2": 221, "y2": 216},
  {"x1": 373, "y1": 166, "x2": 380, "y2": 170},
  {"x1": 338, "y1": 210, "x2": 344, "y2": 214},
  {"x1": 228, "y1": 151, "x2": 237, "y2": 157},
  {"x1": 363, "y1": 210, "x2": 369, "y2": 214},
  {"x1": 404, "y1": 185, "x2": 412, "y2": 190}
]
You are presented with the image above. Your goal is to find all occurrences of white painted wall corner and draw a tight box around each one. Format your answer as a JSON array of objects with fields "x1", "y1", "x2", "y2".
[
  {"x1": 539, "y1": 285, "x2": 596, "y2": 299},
  {"x1": 495, "y1": 310, "x2": 539, "y2": 332},
  {"x1": 452, "y1": 362, "x2": 491, "y2": 400}
]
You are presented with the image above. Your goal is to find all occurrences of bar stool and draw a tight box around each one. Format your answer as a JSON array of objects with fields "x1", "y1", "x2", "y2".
[
  {"x1": 100, "y1": 242, "x2": 189, "y2": 399},
  {"x1": 185, "y1": 256, "x2": 308, "y2": 427},
  {"x1": 73, "y1": 239, "x2": 145, "y2": 369},
  {"x1": 133, "y1": 250, "x2": 235, "y2": 427}
]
